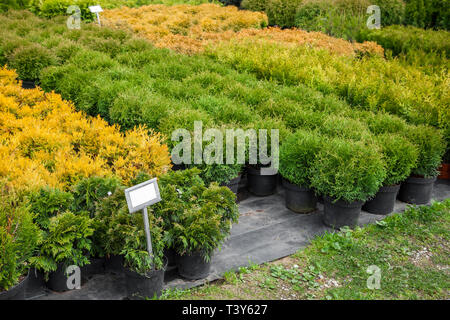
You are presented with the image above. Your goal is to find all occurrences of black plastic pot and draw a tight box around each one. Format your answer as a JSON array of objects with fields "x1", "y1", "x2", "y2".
[
  {"x1": 246, "y1": 166, "x2": 278, "y2": 196},
  {"x1": 175, "y1": 251, "x2": 211, "y2": 280},
  {"x1": 398, "y1": 176, "x2": 436, "y2": 205},
  {"x1": 171, "y1": 163, "x2": 186, "y2": 171},
  {"x1": 105, "y1": 255, "x2": 125, "y2": 274},
  {"x1": 362, "y1": 184, "x2": 400, "y2": 215},
  {"x1": 221, "y1": 174, "x2": 241, "y2": 195},
  {"x1": 20, "y1": 80, "x2": 36, "y2": 89},
  {"x1": 47, "y1": 264, "x2": 72, "y2": 292},
  {"x1": 125, "y1": 257, "x2": 167, "y2": 300},
  {"x1": 164, "y1": 248, "x2": 177, "y2": 268},
  {"x1": 0, "y1": 271, "x2": 29, "y2": 300},
  {"x1": 317, "y1": 194, "x2": 324, "y2": 204},
  {"x1": 80, "y1": 257, "x2": 105, "y2": 282},
  {"x1": 323, "y1": 196, "x2": 364, "y2": 229},
  {"x1": 282, "y1": 178, "x2": 317, "y2": 213}
]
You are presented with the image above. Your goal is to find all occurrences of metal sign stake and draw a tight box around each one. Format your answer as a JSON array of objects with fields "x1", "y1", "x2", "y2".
[
  {"x1": 89, "y1": 5, "x2": 103, "y2": 27},
  {"x1": 142, "y1": 206, "x2": 153, "y2": 267},
  {"x1": 124, "y1": 178, "x2": 162, "y2": 271}
]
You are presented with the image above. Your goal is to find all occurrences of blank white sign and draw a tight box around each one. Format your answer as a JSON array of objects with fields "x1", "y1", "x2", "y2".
[
  {"x1": 89, "y1": 5, "x2": 103, "y2": 13},
  {"x1": 129, "y1": 183, "x2": 157, "y2": 208}
]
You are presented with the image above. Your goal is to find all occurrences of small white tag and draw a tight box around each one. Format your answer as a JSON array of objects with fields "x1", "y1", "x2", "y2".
[
  {"x1": 129, "y1": 183, "x2": 157, "y2": 208},
  {"x1": 89, "y1": 5, "x2": 103, "y2": 13}
]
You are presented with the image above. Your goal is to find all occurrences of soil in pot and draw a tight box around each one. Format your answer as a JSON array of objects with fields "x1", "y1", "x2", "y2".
[
  {"x1": 323, "y1": 196, "x2": 364, "y2": 229},
  {"x1": 125, "y1": 257, "x2": 167, "y2": 300},
  {"x1": 175, "y1": 251, "x2": 211, "y2": 280},
  {"x1": 282, "y1": 178, "x2": 317, "y2": 213},
  {"x1": 0, "y1": 271, "x2": 29, "y2": 300},
  {"x1": 221, "y1": 174, "x2": 241, "y2": 195},
  {"x1": 398, "y1": 176, "x2": 436, "y2": 205},
  {"x1": 363, "y1": 184, "x2": 400, "y2": 215},
  {"x1": 247, "y1": 166, "x2": 278, "y2": 196}
]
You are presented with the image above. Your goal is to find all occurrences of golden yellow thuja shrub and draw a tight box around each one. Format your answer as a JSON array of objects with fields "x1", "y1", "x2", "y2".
[{"x1": 0, "y1": 67, "x2": 171, "y2": 193}]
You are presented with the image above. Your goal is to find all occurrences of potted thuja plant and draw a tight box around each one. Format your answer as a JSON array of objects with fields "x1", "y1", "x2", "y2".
[
  {"x1": 398, "y1": 125, "x2": 446, "y2": 204},
  {"x1": 363, "y1": 133, "x2": 418, "y2": 215},
  {"x1": 71, "y1": 176, "x2": 123, "y2": 278},
  {"x1": 96, "y1": 185, "x2": 166, "y2": 300},
  {"x1": 154, "y1": 168, "x2": 239, "y2": 280},
  {"x1": 310, "y1": 137, "x2": 386, "y2": 229},
  {"x1": 184, "y1": 125, "x2": 243, "y2": 196},
  {"x1": 245, "y1": 119, "x2": 289, "y2": 196},
  {"x1": 0, "y1": 193, "x2": 41, "y2": 300},
  {"x1": 279, "y1": 129, "x2": 322, "y2": 213},
  {"x1": 8, "y1": 43, "x2": 57, "y2": 89},
  {"x1": 30, "y1": 211, "x2": 94, "y2": 291},
  {"x1": 27, "y1": 187, "x2": 94, "y2": 291}
]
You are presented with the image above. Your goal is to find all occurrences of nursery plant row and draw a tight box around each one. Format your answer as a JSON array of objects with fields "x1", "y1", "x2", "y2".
[
  {"x1": 98, "y1": 4, "x2": 449, "y2": 157},
  {"x1": 0, "y1": 11, "x2": 446, "y2": 193},
  {"x1": 241, "y1": 0, "x2": 449, "y2": 34}
]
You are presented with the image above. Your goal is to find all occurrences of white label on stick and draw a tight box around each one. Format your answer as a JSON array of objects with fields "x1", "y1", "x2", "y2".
[
  {"x1": 129, "y1": 183, "x2": 157, "y2": 208},
  {"x1": 89, "y1": 5, "x2": 103, "y2": 13}
]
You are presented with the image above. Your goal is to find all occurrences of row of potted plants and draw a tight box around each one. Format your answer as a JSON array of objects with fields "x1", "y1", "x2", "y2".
[
  {"x1": 0, "y1": 169, "x2": 239, "y2": 300},
  {"x1": 276, "y1": 114, "x2": 446, "y2": 228},
  {"x1": 0, "y1": 69, "x2": 238, "y2": 299},
  {"x1": 1, "y1": 11, "x2": 446, "y2": 192}
]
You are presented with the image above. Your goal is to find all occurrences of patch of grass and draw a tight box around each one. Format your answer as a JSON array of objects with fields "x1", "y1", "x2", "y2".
[{"x1": 160, "y1": 199, "x2": 450, "y2": 300}]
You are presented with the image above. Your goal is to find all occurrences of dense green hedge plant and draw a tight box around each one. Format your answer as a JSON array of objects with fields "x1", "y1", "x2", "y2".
[
  {"x1": 359, "y1": 25, "x2": 449, "y2": 57},
  {"x1": 310, "y1": 137, "x2": 386, "y2": 202},
  {"x1": 28, "y1": 187, "x2": 73, "y2": 230},
  {"x1": 279, "y1": 129, "x2": 323, "y2": 187},
  {"x1": 0, "y1": 0, "x2": 32, "y2": 12},
  {"x1": 375, "y1": 133, "x2": 418, "y2": 186},
  {"x1": 295, "y1": 0, "x2": 368, "y2": 41},
  {"x1": 404, "y1": 0, "x2": 449, "y2": 30},
  {"x1": 266, "y1": 0, "x2": 302, "y2": 28},
  {"x1": 405, "y1": 125, "x2": 446, "y2": 177},
  {"x1": 8, "y1": 44, "x2": 57, "y2": 81},
  {"x1": 241, "y1": 0, "x2": 267, "y2": 12},
  {"x1": 192, "y1": 163, "x2": 243, "y2": 186},
  {"x1": 294, "y1": 0, "x2": 404, "y2": 40},
  {"x1": 0, "y1": 193, "x2": 41, "y2": 291}
]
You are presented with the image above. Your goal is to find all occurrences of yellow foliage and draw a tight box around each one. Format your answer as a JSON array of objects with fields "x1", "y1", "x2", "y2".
[
  {"x1": 102, "y1": 3, "x2": 268, "y2": 54},
  {"x1": 102, "y1": 4, "x2": 382, "y2": 56},
  {"x1": 0, "y1": 67, "x2": 171, "y2": 194}
]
